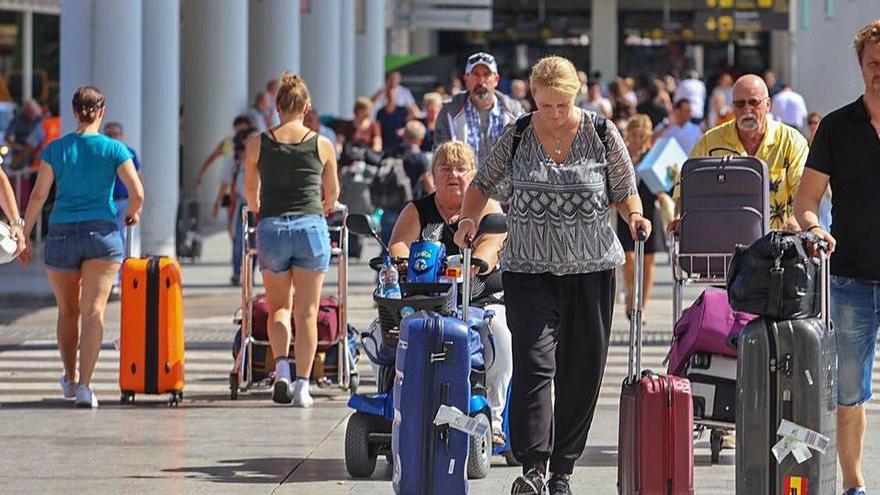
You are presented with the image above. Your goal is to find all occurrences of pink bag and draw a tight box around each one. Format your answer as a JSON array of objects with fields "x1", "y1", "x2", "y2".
[{"x1": 666, "y1": 288, "x2": 756, "y2": 375}]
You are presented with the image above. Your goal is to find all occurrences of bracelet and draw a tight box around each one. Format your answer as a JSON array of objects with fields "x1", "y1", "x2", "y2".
[
  {"x1": 628, "y1": 211, "x2": 644, "y2": 219},
  {"x1": 806, "y1": 225, "x2": 822, "y2": 233},
  {"x1": 458, "y1": 218, "x2": 475, "y2": 228}
]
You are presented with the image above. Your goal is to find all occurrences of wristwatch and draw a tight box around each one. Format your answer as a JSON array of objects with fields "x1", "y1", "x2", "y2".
[{"x1": 12, "y1": 218, "x2": 24, "y2": 228}]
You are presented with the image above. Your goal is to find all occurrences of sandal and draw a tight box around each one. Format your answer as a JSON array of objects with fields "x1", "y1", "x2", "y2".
[
  {"x1": 492, "y1": 429, "x2": 506, "y2": 446},
  {"x1": 315, "y1": 377, "x2": 332, "y2": 389}
]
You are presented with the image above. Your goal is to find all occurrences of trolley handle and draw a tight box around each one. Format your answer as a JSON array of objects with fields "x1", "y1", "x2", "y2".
[{"x1": 626, "y1": 229, "x2": 648, "y2": 384}]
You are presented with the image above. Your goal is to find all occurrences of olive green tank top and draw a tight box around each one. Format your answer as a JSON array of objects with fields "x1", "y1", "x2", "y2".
[{"x1": 258, "y1": 130, "x2": 324, "y2": 218}]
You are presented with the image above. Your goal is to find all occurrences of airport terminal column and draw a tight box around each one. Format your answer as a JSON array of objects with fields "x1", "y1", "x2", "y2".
[
  {"x1": 355, "y1": 0, "x2": 386, "y2": 102},
  {"x1": 590, "y1": 0, "x2": 618, "y2": 85},
  {"x1": 301, "y1": 0, "x2": 342, "y2": 118},
  {"x1": 248, "y1": 0, "x2": 301, "y2": 99},
  {"x1": 141, "y1": 0, "x2": 180, "y2": 256},
  {"x1": 182, "y1": 0, "x2": 248, "y2": 225},
  {"x1": 338, "y1": 0, "x2": 356, "y2": 119}
]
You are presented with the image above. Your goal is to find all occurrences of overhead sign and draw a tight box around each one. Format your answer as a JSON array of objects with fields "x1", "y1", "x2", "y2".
[
  {"x1": 694, "y1": 0, "x2": 789, "y2": 38},
  {"x1": 398, "y1": 0, "x2": 493, "y2": 31}
]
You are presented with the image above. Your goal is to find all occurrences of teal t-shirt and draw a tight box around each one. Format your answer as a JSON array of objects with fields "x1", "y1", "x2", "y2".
[{"x1": 40, "y1": 133, "x2": 133, "y2": 224}]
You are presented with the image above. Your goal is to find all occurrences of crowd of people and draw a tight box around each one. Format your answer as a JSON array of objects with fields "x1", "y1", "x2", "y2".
[{"x1": 0, "y1": 16, "x2": 877, "y2": 495}]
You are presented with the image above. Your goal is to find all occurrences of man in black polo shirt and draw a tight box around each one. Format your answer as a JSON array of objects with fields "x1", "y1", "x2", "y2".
[{"x1": 794, "y1": 19, "x2": 880, "y2": 495}]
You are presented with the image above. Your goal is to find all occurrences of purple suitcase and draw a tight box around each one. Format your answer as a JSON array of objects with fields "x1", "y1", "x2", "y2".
[{"x1": 678, "y1": 155, "x2": 769, "y2": 278}]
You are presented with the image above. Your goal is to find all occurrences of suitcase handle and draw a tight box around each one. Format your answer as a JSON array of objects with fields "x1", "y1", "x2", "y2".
[
  {"x1": 627, "y1": 229, "x2": 648, "y2": 384},
  {"x1": 124, "y1": 218, "x2": 134, "y2": 259}
]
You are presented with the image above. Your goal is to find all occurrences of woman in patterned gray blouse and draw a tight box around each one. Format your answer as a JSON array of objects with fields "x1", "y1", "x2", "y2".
[{"x1": 455, "y1": 56, "x2": 651, "y2": 495}]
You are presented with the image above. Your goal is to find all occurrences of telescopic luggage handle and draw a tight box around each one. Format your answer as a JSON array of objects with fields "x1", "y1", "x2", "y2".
[
  {"x1": 124, "y1": 217, "x2": 134, "y2": 259},
  {"x1": 626, "y1": 229, "x2": 648, "y2": 384}
]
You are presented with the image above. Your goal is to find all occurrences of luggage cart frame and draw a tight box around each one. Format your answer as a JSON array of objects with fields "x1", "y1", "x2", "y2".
[
  {"x1": 670, "y1": 239, "x2": 735, "y2": 464},
  {"x1": 230, "y1": 204, "x2": 353, "y2": 397}
]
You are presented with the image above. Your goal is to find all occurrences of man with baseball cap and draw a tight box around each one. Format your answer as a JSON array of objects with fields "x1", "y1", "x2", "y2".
[{"x1": 435, "y1": 52, "x2": 524, "y2": 162}]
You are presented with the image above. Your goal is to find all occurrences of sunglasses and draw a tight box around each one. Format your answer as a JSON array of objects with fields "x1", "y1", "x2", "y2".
[
  {"x1": 732, "y1": 97, "x2": 768, "y2": 109},
  {"x1": 468, "y1": 53, "x2": 495, "y2": 64}
]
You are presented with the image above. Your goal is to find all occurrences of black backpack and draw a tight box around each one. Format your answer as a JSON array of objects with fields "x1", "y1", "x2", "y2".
[{"x1": 370, "y1": 157, "x2": 413, "y2": 211}]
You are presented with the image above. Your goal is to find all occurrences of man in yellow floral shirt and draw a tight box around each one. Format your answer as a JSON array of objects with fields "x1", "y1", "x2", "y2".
[{"x1": 668, "y1": 74, "x2": 809, "y2": 232}]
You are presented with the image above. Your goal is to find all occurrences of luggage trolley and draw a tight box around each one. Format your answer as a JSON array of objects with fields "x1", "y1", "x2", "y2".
[
  {"x1": 229, "y1": 204, "x2": 356, "y2": 398},
  {"x1": 670, "y1": 155, "x2": 770, "y2": 464}
]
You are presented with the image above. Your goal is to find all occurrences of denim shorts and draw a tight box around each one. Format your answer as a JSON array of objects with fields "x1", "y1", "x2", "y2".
[
  {"x1": 257, "y1": 214, "x2": 331, "y2": 273},
  {"x1": 44, "y1": 221, "x2": 124, "y2": 271},
  {"x1": 831, "y1": 275, "x2": 880, "y2": 406}
]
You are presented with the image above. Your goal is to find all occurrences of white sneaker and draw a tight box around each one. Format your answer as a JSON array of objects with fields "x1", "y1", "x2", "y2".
[
  {"x1": 272, "y1": 360, "x2": 293, "y2": 404},
  {"x1": 60, "y1": 375, "x2": 76, "y2": 400},
  {"x1": 291, "y1": 379, "x2": 313, "y2": 408},
  {"x1": 74, "y1": 385, "x2": 98, "y2": 408}
]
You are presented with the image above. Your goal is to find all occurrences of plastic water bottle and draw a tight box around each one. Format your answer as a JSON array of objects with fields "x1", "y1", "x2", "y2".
[
  {"x1": 378, "y1": 256, "x2": 401, "y2": 299},
  {"x1": 370, "y1": 208, "x2": 384, "y2": 231}
]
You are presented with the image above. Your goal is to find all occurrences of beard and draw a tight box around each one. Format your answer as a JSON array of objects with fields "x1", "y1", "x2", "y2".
[
  {"x1": 473, "y1": 86, "x2": 491, "y2": 100},
  {"x1": 737, "y1": 116, "x2": 760, "y2": 132}
]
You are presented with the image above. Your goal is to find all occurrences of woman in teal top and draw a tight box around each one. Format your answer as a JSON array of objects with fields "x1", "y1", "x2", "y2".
[
  {"x1": 244, "y1": 72, "x2": 339, "y2": 408},
  {"x1": 19, "y1": 85, "x2": 144, "y2": 408}
]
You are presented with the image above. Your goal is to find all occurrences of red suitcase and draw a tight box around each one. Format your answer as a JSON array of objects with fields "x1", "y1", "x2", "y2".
[{"x1": 618, "y1": 231, "x2": 695, "y2": 495}]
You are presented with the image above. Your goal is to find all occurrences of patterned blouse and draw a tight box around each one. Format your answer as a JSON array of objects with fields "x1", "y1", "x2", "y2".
[{"x1": 472, "y1": 111, "x2": 638, "y2": 275}]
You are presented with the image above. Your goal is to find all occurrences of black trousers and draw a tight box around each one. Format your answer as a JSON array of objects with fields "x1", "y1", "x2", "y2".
[{"x1": 503, "y1": 270, "x2": 615, "y2": 475}]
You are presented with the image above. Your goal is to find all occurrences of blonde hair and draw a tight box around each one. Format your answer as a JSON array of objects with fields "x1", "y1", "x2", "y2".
[
  {"x1": 854, "y1": 19, "x2": 880, "y2": 63},
  {"x1": 624, "y1": 114, "x2": 653, "y2": 144},
  {"x1": 529, "y1": 56, "x2": 580, "y2": 97},
  {"x1": 431, "y1": 141, "x2": 476, "y2": 173},
  {"x1": 423, "y1": 92, "x2": 443, "y2": 107},
  {"x1": 276, "y1": 71, "x2": 310, "y2": 116},
  {"x1": 354, "y1": 96, "x2": 373, "y2": 115},
  {"x1": 404, "y1": 120, "x2": 426, "y2": 141}
]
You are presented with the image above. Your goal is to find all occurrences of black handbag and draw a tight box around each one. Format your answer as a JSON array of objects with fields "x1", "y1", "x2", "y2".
[{"x1": 726, "y1": 231, "x2": 821, "y2": 320}]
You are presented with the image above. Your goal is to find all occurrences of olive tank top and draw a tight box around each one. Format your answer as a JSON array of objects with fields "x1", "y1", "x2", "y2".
[{"x1": 258, "y1": 130, "x2": 324, "y2": 218}]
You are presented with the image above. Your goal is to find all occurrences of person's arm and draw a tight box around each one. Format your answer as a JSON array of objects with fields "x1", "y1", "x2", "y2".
[
  {"x1": 369, "y1": 122, "x2": 383, "y2": 153},
  {"x1": 197, "y1": 140, "x2": 226, "y2": 185},
  {"x1": 318, "y1": 135, "x2": 340, "y2": 215},
  {"x1": 18, "y1": 161, "x2": 54, "y2": 266},
  {"x1": 470, "y1": 199, "x2": 505, "y2": 272},
  {"x1": 243, "y1": 134, "x2": 262, "y2": 214},
  {"x1": 794, "y1": 121, "x2": 835, "y2": 252},
  {"x1": 117, "y1": 159, "x2": 144, "y2": 224},
  {"x1": 604, "y1": 123, "x2": 652, "y2": 240},
  {"x1": 9, "y1": 144, "x2": 35, "y2": 170},
  {"x1": 388, "y1": 203, "x2": 420, "y2": 259}
]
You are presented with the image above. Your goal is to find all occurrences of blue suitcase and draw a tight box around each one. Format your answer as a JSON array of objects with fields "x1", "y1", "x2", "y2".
[{"x1": 392, "y1": 311, "x2": 471, "y2": 495}]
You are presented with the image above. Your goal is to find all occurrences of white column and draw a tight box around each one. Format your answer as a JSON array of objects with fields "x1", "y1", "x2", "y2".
[
  {"x1": 301, "y1": 0, "x2": 341, "y2": 116},
  {"x1": 92, "y1": 0, "x2": 143, "y2": 155},
  {"x1": 60, "y1": 0, "x2": 94, "y2": 133},
  {"x1": 338, "y1": 0, "x2": 356, "y2": 118},
  {"x1": 248, "y1": 0, "x2": 300, "y2": 99},
  {"x1": 22, "y1": 10, "x2": 33, "y2": 102},
  {"x1": 182, "y1": 0, "x2": 248, "y2": 222},
  {"x1": 590, "y1": 0, "x2": 618, "y2": 82},
  {"x1": 141, "y1": 0, "x2": 179, "y2": 256},
  {"x1": 356, "y1": 0, "x2": 385, "y2": 100}
]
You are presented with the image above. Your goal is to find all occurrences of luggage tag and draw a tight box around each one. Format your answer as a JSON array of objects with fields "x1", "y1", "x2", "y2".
[
  {"x1": 772, "y1": 419, "x2": 830, "y2": 464},
  {"x1": 434, "y1": 404, "x2": 490, "y2": 439}
]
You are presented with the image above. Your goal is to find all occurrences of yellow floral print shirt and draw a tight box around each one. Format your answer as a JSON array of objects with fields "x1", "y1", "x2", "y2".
[{"x1": 674, "y1": 118, "x2": 809, "y2": 230}]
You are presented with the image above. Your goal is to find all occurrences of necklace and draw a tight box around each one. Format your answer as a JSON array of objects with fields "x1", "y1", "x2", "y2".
[{"x1": 542, "y1": 116, "x2": 577, "y2": 156}]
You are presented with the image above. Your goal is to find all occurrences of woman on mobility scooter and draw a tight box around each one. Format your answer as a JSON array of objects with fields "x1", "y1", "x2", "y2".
[
  {"x1": 388, "y1": 141, "x2": 513, "y2": 449},
  {"x1": 456, "y1": 56, "x2": 650, "y2": 495},
  {"x1": 243, "y1": 72, "x2": 340, "y2": 407}
]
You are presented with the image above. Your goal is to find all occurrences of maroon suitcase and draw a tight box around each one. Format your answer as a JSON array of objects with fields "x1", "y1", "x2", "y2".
[
  {"x1": 250, "y1": 294, "x2": 340, "y2": 351},
  {"x1": 618, "y1": 231, "x2": 695, "y2": 495}
]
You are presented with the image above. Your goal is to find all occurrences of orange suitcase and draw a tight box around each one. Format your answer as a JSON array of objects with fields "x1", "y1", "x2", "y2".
[{"x1": 119, "y1": 255, "x2": 185, "y2": 406}]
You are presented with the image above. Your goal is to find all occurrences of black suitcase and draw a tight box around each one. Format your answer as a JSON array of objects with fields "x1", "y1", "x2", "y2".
[
  {"x1": 736, "y1": 250, "x2": 837, "y2": 495},
  {"x1": 678, "y1": 155, "x2": 769, "y2": 277},
  {"x1": 175, "y1": 199, "x2": 202, "y2": 261}
]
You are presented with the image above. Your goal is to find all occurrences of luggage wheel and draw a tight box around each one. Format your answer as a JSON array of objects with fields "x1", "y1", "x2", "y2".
[
  {"x1": 168, "y1": 392, "x2": 183, "y2": 407},
  {"x1": 120, "y1": 392, "x2": 135, "y2": 405},
  {"x1": 710, "y1": 429, "x2": 723, "y2": 464}
]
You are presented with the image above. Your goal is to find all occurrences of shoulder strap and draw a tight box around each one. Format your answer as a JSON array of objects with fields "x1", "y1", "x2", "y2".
[
  {"x1": 510, "y1": 113, "x2": 532, "y2": 159},
  {"x1": 593, "y1": 114, "x2": 608, "y2": 143}
]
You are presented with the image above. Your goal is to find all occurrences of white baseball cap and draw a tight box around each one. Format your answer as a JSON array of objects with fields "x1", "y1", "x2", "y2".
[{"x1": 465, "y1": 52, "x2": 498, "y2": 75}]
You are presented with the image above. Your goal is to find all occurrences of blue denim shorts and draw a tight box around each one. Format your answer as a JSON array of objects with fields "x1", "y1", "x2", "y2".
[
  {"x1": 831, "y1": 275, "x2": 880, "y2": 406},
  {"x1": 257, "y1": 214, "x2": 331, "y2": 273},
  {"x1": 44, "y1": 221, "x2": 124, "y2": 271}
]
